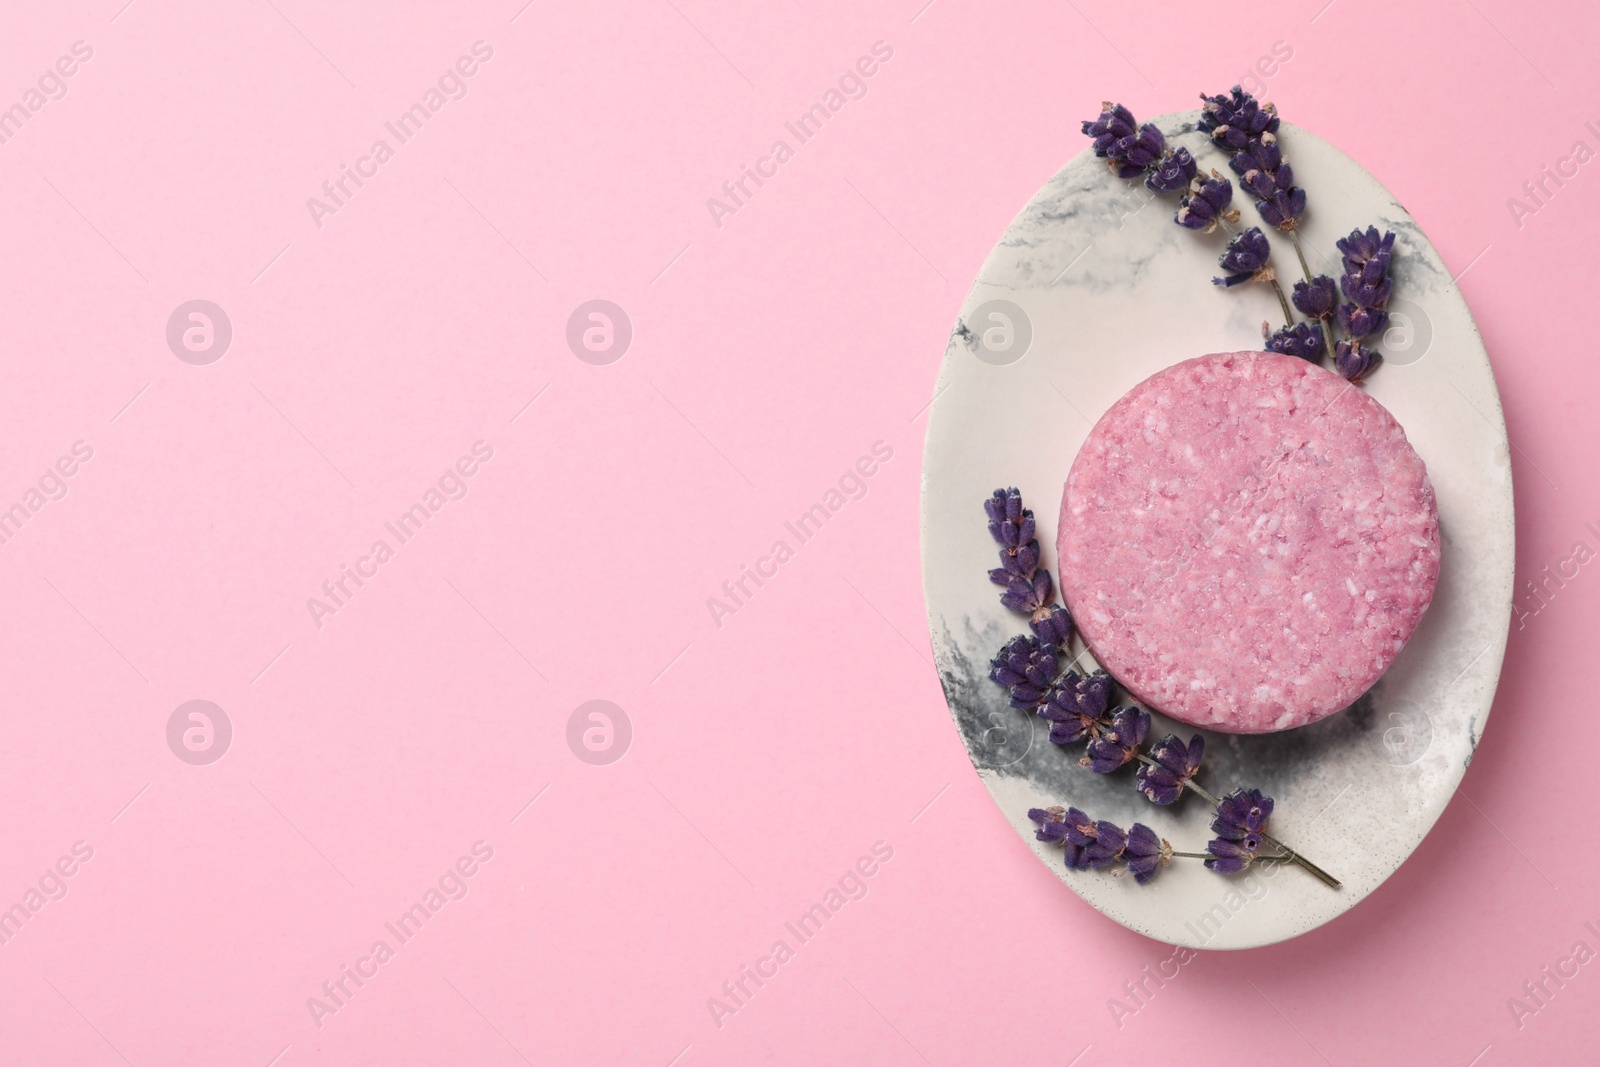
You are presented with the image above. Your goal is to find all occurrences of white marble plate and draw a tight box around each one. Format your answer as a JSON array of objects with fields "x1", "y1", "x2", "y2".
[{"x1": 920, "y1": 111, "x2": 1514, "y2": 949}]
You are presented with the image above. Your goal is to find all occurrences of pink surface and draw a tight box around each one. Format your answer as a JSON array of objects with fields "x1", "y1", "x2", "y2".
[
  {"x1": 0, "y1": 1, "x2": 1595, "y2": 1065},
  {"x1": 1059, "y1": 352, "x2": 1440, "y2": 733}
]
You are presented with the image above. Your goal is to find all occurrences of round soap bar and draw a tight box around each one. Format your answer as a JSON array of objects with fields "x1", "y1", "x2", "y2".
[{"x1": 1057, "y1": 351, "x2": 1441, "y2": 733}]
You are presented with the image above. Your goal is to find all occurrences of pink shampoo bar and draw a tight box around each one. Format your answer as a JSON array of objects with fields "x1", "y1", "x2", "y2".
[{"x1": 1057, "y1": 351, "x2": 1441, "y2": 733}]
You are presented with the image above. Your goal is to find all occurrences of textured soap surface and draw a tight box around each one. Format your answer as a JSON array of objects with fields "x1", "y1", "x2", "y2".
[{"x1": 1057, "y1": 351, "x2": 1441, "y2": 733}]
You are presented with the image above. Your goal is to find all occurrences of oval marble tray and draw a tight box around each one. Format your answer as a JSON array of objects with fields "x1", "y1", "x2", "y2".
[{"x1": 919, "y1": 110, "x2": 1514, "y2": 948}]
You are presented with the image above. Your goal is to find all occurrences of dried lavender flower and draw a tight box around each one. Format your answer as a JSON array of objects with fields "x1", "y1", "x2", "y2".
[
  {"x1": 1028, "y1": 805, "x2": 1099, "y2": 869},
  {"x1": 1081, "y1": 706, "x2": 1150, "y2": 773},
  {"x1": 1086, "y1": 820, "x2": 1129, "y2": 869},
  {"x1": 989, "y1": 635, "x2": 1058, "y2": 710},
  {"x1": 1062, "y1": 669, "x2": 1114, "y2": 718},
  {"x1": 990, "y1": 569, "x2": 1054, "y2": 614},
  {"x1": 1265, "y1": 321, "x2": 1325, "y2": 362},
  {"x1": 1213, "y1": 227, "x2": 1274, "y2": 287},
  {"x1": 1137, "y1": 734, "x2": 1205, "y2": 805},
  {"x1": 1204, "y1": 837, "x2": 1264, "y2": 874},
  {"x1": 1335, "y1": 302, "x2": 1390, "y2": 341},
  {"x1": 1029, "y1": 604, "x2": 1074, "y2": 648},
  {"x1": 1124, "y1": 823, "x2": 1171, "y2": 883},
  {"x1": 1229, "y1": 137, "x2": 1282, "y2": 198},
  {"x1": 985, "y1": 487, "x2": 1034, "y2": 554},
  {"x1": 1197, "y1": 86, "x2": 1279, "y2": 152},
  {"x1": 1175, "y1": 174, "x2": 1237, "y2": 233},
  {"x1": 1334, "y1": 227, "x2": 1397, "y2": 343},
  {"x1": 1028, "y1": 805, "x2": 1070, "y2": 842},
  {"x1": 1340, "y1": 261, "x2": 1394, "y2": 312},
  {"x1": 1336, "y1": 226, "x2": 1395, "y2": 275},
  {"x1": 1230, "y1": 134, "x2": 1306, "y2": 231},
  {"x1": 1335, "y1": 339, "x2": 1381, "y2": 382},
  {"x1": 1212, "y1": 788, "x2": 1274, "y2": 841},
  {"x1": 1146, "y1": 147, "x2": 1197, "y2": 193},
  {"x1": 985, "y1": 488, "x2": 1055, "y2": 612},
  {"x1": 1081, "y1": 103, "x2": 1165, "y2": 178},
  {"x1": 1038, "y1": 669, "x2": 1113, "y2": 745},
  {"x1": 1292, "y1": 275, "x2": 1337, "y2": 319},
  {"x1": 1205, "y1": 788, "x2": 1275, "y2": 874}
]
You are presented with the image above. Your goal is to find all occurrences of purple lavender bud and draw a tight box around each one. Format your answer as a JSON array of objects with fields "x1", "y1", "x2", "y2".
[
  {"x1": 1054, "y1": 669, "x2": 1113, "y2": 719},
  {"x1": 1027, "y1": 805, "x2": 1070, "y2": 842},
  {"x1": 1212, "y1": 788, "x2": 1274, "y2": 841},
  {"x1": 985, "y1": 488, "x2": 1035, "y2": 550},
  {"x1": 1197, "y1": 86, "x2": 1280, "y2": 152},
  {"x1": 984, "y1": 487, "x2": 1023, "y2": 529},
  {"x1": 1032, "y1": 806, "x2": 1099, "y2": 870},
  {"x1": 1336, "y1": 302, "x2": 1390, "y2": 341},
  {"x1": 1082, "y1": 104, "x2": 1164, "y2": 179},
  {"x1": 1256, "y1": 187, "x2": 1308, "y2": 230},
  {"x1": 1029, "y1": 604, "x2": 1074, "y2": 648},
  {"x1": 1120, "y1": 124, "x2": 1165, "y2": 173},
  {"x1": 1292, "y1": 276, "x2": 1337, "y2": 319},
  {"x1": 1203, "y1": 837, "x2": 1261, "y2": 874},
  {"x1": 1081, "y1": 706, "x2": 1150, "y2": 773},
  {"x1": 1030, "y1": 807, "x2": 1164, "y2": 881},
  {"x1": 1146, "y1": 147, "x2": 1197, "y2": 193},
  {"x1": 1082, "y1": 103, "x2": 1136, "y2": 156},
  {"x1": 1085, "y1": 820, "x2": 1128, "y2": 869},
  {"x1": 990, "y1": 568, "x2": 1053, "y2": 614},
  {"x1": 1336, "y1": 226, "x2": 1396, "y2": 275},
  {"x1": 1335, "y1": 340, "x2": 1380, "y2": 382},
  {"x1": 1038, "y1": 670, "x2": 1111, "y2": 745},
  {"x1": 984, "y1": 489, "x2": 1054, "y2": 611},
  {"x1": 1340, "y1": 269, "x2": 1394, "y2": 312},
  {"x1": 1331, "y1": 226, "x2": 1395, "y2": 359},
  {"x1": 1213, "y1": 227, "x2": 1272, "y2": 287},
  {"x1": 1124, "y1": 823, "x2": 1169, "y2": 883},
  {"x1": 1136, "y1": 734, "x2": 1205, "y2": 805},
  {"x1": 1229, "y1": 138, "x2": 1282, "y2": 198},
  {"x1": 1175, "y1": 175, "x2": 1236, "y2": 233},
  {"x1": 989, "y1": 635, "x2": 1058, "y2": 709},
  {"x1": 1265, "y1": 321, "x2": 1324, "y2": 362},
  {"x1": 1230, "y1": 135, "x2": 1306, "y2": 230}
]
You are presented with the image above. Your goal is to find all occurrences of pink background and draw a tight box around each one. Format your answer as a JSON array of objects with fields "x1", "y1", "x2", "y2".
[{"x1": 0, "y1": 0, "x2": 1594, "y2": 1063}]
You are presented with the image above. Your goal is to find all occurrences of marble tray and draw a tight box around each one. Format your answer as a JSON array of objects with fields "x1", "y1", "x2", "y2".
[{"x1": 919, "y1": 110, "x2": 1514, "y2": 948}]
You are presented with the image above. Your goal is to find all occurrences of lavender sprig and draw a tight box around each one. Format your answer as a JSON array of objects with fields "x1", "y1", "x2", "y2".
[
  {"x1": 1082, "y1": 101, "x2": 1293, "y2": 324},
  {"x1": 1029, "y1": 806, "x2": 1177, "y2": 882},
  {"x1": 981, "y1": 489, "x2": 1342, "y2": 889},
  {"x1": 1200, "y1": 89, "x2": 1338, "y2": 358},
  {"x1": 1085, "y1": 90, "x2": 1406, "y2": 383},
  {"x1": 1199, "y1": 88, "x2": 1307, "y2": 249},
  {"x1": 1230, "y1": 134, "x2": 1306, "y2": 232},
  {"x1": 985, "y1": 488, "x2": 1072, "y2": 636},
  {"x1": 1206, "y1": 87, "x2": 1405, "y2": 380},
  {"x1": 1028, "y1": 805, "x2": 1294, "y2": 885},
  {"x1": 1332, "y1": 226, "x2": 1397, "y2": 382}
]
